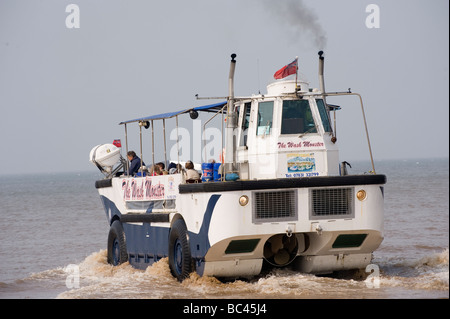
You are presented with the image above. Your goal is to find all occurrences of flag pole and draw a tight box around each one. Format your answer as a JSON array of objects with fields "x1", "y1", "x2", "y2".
[{"x1": 295, "y1": 56, "x2": 299, "y2": 91}]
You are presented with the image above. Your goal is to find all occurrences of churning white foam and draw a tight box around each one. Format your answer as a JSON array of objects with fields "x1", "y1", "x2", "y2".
[{"x1": 54, "y1": 248, "x2": 448, "y2": 299}]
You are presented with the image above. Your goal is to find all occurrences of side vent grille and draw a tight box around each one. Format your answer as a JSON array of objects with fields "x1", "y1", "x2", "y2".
[
  {"x1": 310, "y1": 188, "x2": 354, "y2": 218},
  {"x1": 253, "y1": 190, "x2": 297, "y2": 222}
]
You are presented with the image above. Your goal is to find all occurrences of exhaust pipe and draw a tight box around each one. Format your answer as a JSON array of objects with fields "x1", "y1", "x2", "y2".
[
  {"x1": 225, "y1": 54, "x2": 237, "y2": 173},
  {"x1": 228, "y1": 53, "x2": 236, "y2": 102},
  {"x1": 318, "y1": 51, "x2": 337, "y2": 143},
  {"x1": 318, "y1": 51, "x2": 325, "y2": 95}
]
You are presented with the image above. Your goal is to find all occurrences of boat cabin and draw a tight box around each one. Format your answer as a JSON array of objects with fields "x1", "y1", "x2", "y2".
[{"x1": 233, "y1": 79, "x2": 339, "y2": 180}]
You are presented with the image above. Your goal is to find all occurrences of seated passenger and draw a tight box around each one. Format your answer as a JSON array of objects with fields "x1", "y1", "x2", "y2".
[
  {"x1": 156, "y1": 162, "x2": 168, "y2": 175},
  {"x1": 170, "y1": 163, "x2": 184, "y2": 174},
  {"x1": 127, "y1": 151, "x2": 145, "y2": 176},
  {"x1": 184, "y1": 160, "x2": 200, "y2": 181},
  {"x1": 149, "y1": 164, "x2": 163, "y2": 176},
  {"x1": 168, "y1": 162, "x2": 177, "y2": 171}
]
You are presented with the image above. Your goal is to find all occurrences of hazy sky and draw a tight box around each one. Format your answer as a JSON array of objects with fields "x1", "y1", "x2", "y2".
[{"x1": 0, "y1": 0, "x2": 448, "y2": 175}]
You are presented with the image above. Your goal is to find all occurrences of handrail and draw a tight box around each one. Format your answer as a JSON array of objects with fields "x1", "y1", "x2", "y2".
[{"x1": 323, "y1": 92, "x2": 376, "y2": 174}]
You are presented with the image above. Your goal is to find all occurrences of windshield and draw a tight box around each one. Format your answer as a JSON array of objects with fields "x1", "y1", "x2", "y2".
[
  {"x1": 256, "y1": 101, "x2": 274, "y2": 135},
  {"x1": 316, "y1": 99, "x2": 332, "y2": 132},
  {"x1": 281, "y1": 100, "x2": 317, "y2": 134}
]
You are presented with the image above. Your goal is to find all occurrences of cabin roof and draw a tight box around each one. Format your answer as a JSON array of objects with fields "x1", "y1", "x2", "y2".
[{"x1": 119, "y1": 101, "x2": 227, "y2": 125}]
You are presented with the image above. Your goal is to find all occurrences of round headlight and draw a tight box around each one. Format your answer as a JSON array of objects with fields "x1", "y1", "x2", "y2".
[
  {"x1": 239, "y1": 195, "x2": 249, "y2": 206},
  {"x1": 356, "y1": 190, "x2": 367, "y2": 201}
]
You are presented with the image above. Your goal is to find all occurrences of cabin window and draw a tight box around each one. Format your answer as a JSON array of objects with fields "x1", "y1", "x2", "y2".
[
  {"x1": 316, "y1": 99, "x2": 332, "y2": 132},
  {"x1": 281, "y1": 100, "x2": 317, "y2": 134},
  {"x1": 256, "y1": 101, "x2": 274, "y2": 135},
  {"x1": 239, "y1": 102, "x2": 251, "y2": 146}
]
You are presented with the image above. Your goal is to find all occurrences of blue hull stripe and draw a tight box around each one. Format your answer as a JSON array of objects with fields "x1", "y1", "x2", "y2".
[
  {"x1": 100, "y1": 195, "x2": 122, "y2": 223},
  {"x1": 189, "y1": 194, "x2": 221, "y2": 258},
  {"x1": 100, "y1": 194, "x2": 222, "y2": 272},
  {"x1": 188, "y1": 194, "x2": 221, "y2": 275}
]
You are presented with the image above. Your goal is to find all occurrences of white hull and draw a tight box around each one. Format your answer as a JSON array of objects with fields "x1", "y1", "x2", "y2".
[{"x1": 97, "y1": 173, "x2": 385, "y2": 278}]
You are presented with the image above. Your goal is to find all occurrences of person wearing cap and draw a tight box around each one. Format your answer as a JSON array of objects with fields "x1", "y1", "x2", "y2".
[{"x1": 168, "y1": 162, "x2": 177, "y2": 172}]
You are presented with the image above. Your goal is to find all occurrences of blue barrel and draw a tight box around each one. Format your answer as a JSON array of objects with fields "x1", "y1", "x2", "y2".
[
  {"x1": 201, "y1": 163, "x2": 213, "y2": 182},
  {"x1": 213, "y1": 163, "x2": 222, "y2": 181}
]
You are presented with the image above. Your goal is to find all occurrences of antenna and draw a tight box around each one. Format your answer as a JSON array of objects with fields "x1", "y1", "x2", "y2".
[{"x1": 257, "y1": 58, "x2": 261, "y2": 94}]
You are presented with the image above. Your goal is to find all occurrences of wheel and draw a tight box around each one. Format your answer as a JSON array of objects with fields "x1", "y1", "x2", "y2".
[
  {"x1": 107, "y1": 220, "x2": 128, "y2": 266},
  {"x1": 168, "y1": 219, "x2": 193, "y2": 281}
]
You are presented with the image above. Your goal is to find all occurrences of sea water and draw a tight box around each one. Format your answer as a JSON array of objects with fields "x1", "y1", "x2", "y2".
[{"x1": 0, "y1": 158, "x2": 448, "y2": 299}]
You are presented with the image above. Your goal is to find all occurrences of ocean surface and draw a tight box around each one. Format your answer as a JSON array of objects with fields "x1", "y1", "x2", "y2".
[{"x1": 0, "y1": 158, "x2": 448, "y2": 299}]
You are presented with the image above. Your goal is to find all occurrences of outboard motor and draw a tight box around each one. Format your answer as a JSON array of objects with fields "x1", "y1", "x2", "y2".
[{"x1": 89, "y1": 144, "x2": 123, "y2": 177}]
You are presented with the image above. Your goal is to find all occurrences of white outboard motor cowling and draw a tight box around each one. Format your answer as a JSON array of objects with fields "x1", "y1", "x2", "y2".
[{"x1": 90, "y1": 144, "x2": 121, "y2": 174}]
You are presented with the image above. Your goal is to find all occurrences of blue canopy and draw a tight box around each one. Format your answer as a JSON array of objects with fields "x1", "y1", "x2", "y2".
[{"x1": 119, "y1": 101, "x2": 227, "y2": 125}]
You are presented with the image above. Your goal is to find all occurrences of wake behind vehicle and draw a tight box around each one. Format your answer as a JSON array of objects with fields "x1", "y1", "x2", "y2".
[{"x1": 90, "y1": 52, "x2": 386, "y2": 281}]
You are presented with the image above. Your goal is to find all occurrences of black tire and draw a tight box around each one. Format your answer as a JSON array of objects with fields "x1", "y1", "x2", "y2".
[
  {"x1": 107, "y1": 220, "x2": 128, "y2": 266},
  {"x1": 168, "y1": 219, "x2": 193, "y2": 281}
]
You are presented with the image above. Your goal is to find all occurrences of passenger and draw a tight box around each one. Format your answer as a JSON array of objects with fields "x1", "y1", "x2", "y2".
[
  {"x1": 156, "y1": 162, "x2": 168, "y2": 174},
  {"x1": 169, "y1": 163, "x2": 184, "y2": 174},
  {"x1": 149, "y1": 164, "x2": 163, "y2": 176},
  {"x1": 168, "y1": 162, "x2": 177, "y2": 171},
  {"x1": 184, "y1": 160, "x2": 200, "y2": 181},
  {"x1": 127, "y1": 151, "x2": 145, "y2": 176}
]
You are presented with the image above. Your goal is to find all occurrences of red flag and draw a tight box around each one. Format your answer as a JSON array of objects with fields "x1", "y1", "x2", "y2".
[
  {"x1": 273, "y1": 58, "x2": 298, "y2": 79},
  {"x1": 113, "y1": 139, "x2": 122, "y2": 147}
]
